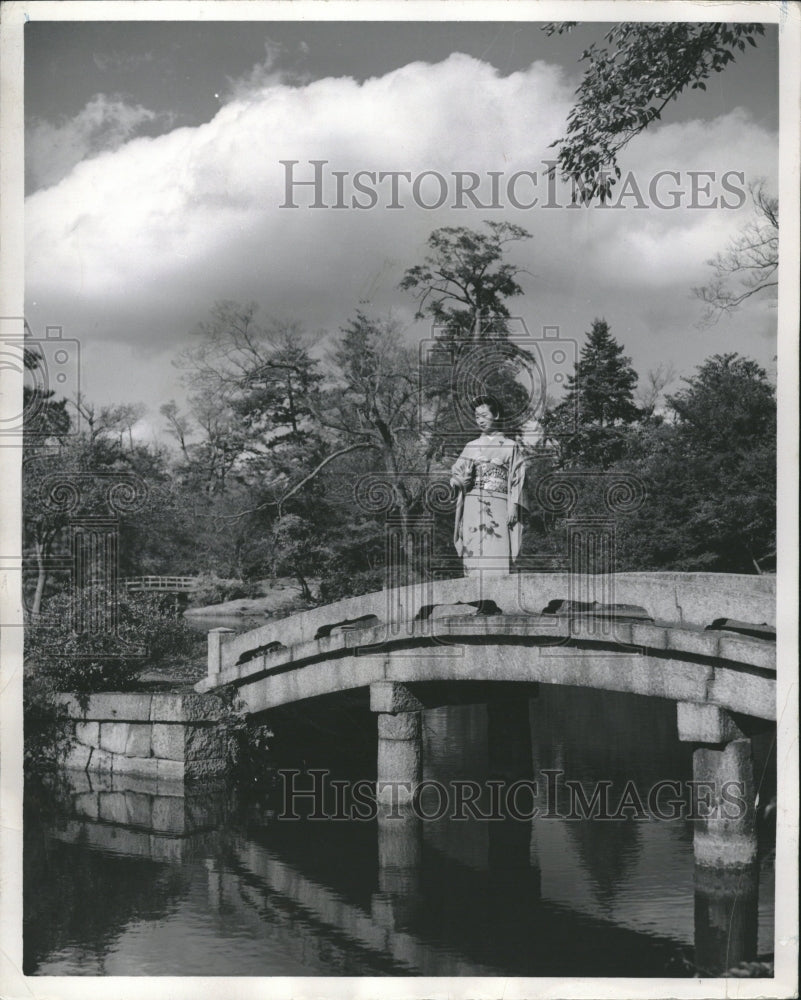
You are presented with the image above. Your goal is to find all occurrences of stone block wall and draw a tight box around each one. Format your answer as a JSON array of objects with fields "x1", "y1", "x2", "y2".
[
  {"x1": 57, "y1": 692, "x2": 231, "y2": 781},
  {"x1": 50, "y1": 769, "x2": 230, "y2": 861}
]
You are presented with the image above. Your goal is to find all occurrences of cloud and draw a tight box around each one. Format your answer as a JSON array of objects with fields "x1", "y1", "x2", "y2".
[
  {"x1": 26, "y1": 93, "x2": 174, "y2": 192},
  {"x1": 583, "y1": 110, "x2": 778, "y2": 291},
  {"x1": 224, "y1": 36, "x2": 311, "y2": 100},
  {"x1": 23, "y1": 54, "x2": 778, "y2": 418},
  {"x1": 26, "y1": 55, "x2": 569, "y2": 309}
]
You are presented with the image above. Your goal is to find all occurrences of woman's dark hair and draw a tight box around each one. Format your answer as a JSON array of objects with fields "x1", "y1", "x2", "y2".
[{"x1": 471, "y1": 395, "x2": 503, "y2": 420}]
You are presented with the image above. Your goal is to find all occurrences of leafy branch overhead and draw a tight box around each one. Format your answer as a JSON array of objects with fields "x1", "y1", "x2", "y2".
[{"x1": 543, "y1": 21, "x2": 766, "y2": 201}]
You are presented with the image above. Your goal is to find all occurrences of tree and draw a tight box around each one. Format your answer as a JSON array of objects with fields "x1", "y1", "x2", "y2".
[
  {"x1": 313, "y1": 310, "x2": 430, "y2": 581},
  {"x1": 22, "y1": 345, "x2": 71, "y2": 444},
  {"x1": 693, "y1": 182, "x2": 778, "y2": 323},
  {"x1": 615, "y1": 353, "x2": 775, "y2": 573},
  {"x1": 160, "y1": 400, "x2": 192, "y2": 459},
  {"x1": 635, "y1": 362, "x2": 676, "y2": 421},
  {"x1": 401, "y1": 223, "x2": 537, "y2": 458},
  {"x1": 321, "y1": 310, "x2": 423, "y2": 494},
  {"x1": 400, "y1": 222, "x2": 532, "y2": 338},
  {"x1": 233, "y1": 323, "x2": 324, "y2": 445},
  {"x1": 172, "y1": 302, "x2": 428, "y2": 588},
  {"x1": 543, "y1": 21, "x2": 767, "y2": 201},
  {"x1": 22, "y1": 366, "x2": 198, "y2": 616},
  {"x1": 97, "y1": 403, "x2": 146, "y2": 451},
  {"x1": 270, "y1": 514, "x2": 330, "y2": 603},
  {"x1": 160, "y1": 394, "x2": 245, "y2": 494},
  {"x1": 666, "y1": 352, "x2": 774, "y2": 452},
  {"x1": 542, "y1": 319, "x2": 640, "y2": 468},
  {"x1": 174, "y1": 301, "x2": 324, "y2": 492}
]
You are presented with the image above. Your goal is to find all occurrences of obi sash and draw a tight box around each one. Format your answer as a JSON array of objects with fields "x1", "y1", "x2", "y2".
[{"x1": 472, "y1": 460, "x2": 507, "y2": 495}]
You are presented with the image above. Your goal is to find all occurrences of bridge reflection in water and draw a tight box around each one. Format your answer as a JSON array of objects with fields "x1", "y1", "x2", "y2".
[{"x1": 25, "y1": 686, "x2": 774, "y2": 978}]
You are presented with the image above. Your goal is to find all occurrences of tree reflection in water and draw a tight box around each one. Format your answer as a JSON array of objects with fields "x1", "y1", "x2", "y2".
[{"x1": 24, "y1": 686, "x2": 774, "y2": 977}]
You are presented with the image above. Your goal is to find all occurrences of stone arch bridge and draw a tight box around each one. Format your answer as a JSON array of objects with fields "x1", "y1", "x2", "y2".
[{"x1": 197, "y1": 571, "x2": 776, "y2": 871}]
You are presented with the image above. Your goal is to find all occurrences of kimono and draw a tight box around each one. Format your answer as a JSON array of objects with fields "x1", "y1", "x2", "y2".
[{"x1": 450, "y1": 436, "x2": 527, "y2": 577}]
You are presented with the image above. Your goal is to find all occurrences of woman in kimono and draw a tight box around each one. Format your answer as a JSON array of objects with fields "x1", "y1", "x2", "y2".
[{"x1": 450, "y1": 396, "x2": 527, "y2": 578}]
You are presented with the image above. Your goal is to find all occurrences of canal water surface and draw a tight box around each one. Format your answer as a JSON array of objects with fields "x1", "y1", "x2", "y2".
[{"x1": 24, "y1": 685, "x2": 775, "y2": 977}]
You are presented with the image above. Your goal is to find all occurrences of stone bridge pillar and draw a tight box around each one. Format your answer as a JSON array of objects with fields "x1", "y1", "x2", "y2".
[
  {"x1": 373, "y1": 809, "x2": 424, "y2": 931},
  {"x1": 677, "y1": 703, "x2": 758, "y2": 869},
  {"x1": 677, "y1": 702, "x2": 762, "y2": 975},
  {"x1": 370, "y1": 682, "x2": 423, "y2": 814},
  {"x1": 370, "y1": 682, "x2": 425, "y2": 930},
  {"x1": 693, "y1": 864, "x2": 759, "y2": 976},
  {"x1": 207, "y1": 627, "x2": 236, "y2": 681}
]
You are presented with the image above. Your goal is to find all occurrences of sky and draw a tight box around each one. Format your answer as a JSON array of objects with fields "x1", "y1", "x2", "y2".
[{"x1": 22, "y1": 17, "x2": 780, "y2": 440}]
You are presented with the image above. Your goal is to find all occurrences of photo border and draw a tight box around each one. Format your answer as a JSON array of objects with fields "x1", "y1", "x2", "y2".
[{"x1": 1, "y1": 2, "x2": 798, "y2": 998}]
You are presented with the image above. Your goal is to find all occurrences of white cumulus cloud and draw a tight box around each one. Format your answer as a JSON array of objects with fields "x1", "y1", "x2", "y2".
[
  {"x1": 24, "y1": 54, "x2": 778, "y2": 418},
  {"x1": 26, "y1": 93, "x2": 174, "y2": 192}
]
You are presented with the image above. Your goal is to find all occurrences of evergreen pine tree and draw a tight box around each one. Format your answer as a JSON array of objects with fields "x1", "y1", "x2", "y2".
[{"x1": 544, "y1": 318, "x2": 640, "y2": 468}]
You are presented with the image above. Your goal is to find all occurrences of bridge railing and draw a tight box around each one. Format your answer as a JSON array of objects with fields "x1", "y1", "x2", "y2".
[
  {"x1": 123, "y1": 576, "x2": 198, "y2": 592},
  {"x1": 208, "y1": 571, "x2": 776, "y2": 679}
]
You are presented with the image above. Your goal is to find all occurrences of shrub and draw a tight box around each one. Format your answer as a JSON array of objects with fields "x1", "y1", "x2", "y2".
[
  {"x1": 188, "y1": 574, "x2": 229, "y2": 607},
  {"x1": 191, "y1": 574, "x2": 263, "y2": 607},
  {"x1": 215, "y1": 686, "x2": 275, "y2": 790},
  {"x1": 221, "y1": 580, "x2": 261, "y2": 601},
  {"x1": 25, "y1": 585, "x2": 201, "y2": 694},
  {"x1": 23, "y1": 674, "x2": 75, "y2": 773}
]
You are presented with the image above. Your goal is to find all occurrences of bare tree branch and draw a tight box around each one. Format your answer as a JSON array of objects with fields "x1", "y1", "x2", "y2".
[
  {"x1": 693, "y1": 182, "x2": 778, "y2": 326},
  {"x1": 636, "y1": 362, "x2": 677, "y2": 416},
  {"x1": 217, "y1": 441, "x2": 376, "y2": 521}
]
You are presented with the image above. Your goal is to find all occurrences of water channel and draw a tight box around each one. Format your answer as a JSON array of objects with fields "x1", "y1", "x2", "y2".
[{"x1": 24, "y1": 683, "x2": 775, "y2": 977}]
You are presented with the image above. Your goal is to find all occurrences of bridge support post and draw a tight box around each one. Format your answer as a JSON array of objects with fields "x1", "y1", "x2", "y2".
[
  {"x1": 677, "y1": 703, "x2": 757, "y2": 869},
  {"x1": 693, "y1": 862, "x2": 759, "y2": 976},
  {"x1": 376, "y1": 712, "x2": 422, "y2": 812},
  {"x1": 691, "y1": 737, "x2": 757, "y2": 869},
  {"x1": 371, "y1": 683, "x2": 423, "y2": 814},
  {"x1": 677, "y1": 703, "x2": 760, "y2": 972},
  {"x1": 207, "y1": 627, "x2": 236, "y2": 680},
  {"x1": 374, "y1": 808, "x2": 424, "y2": 929}
]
